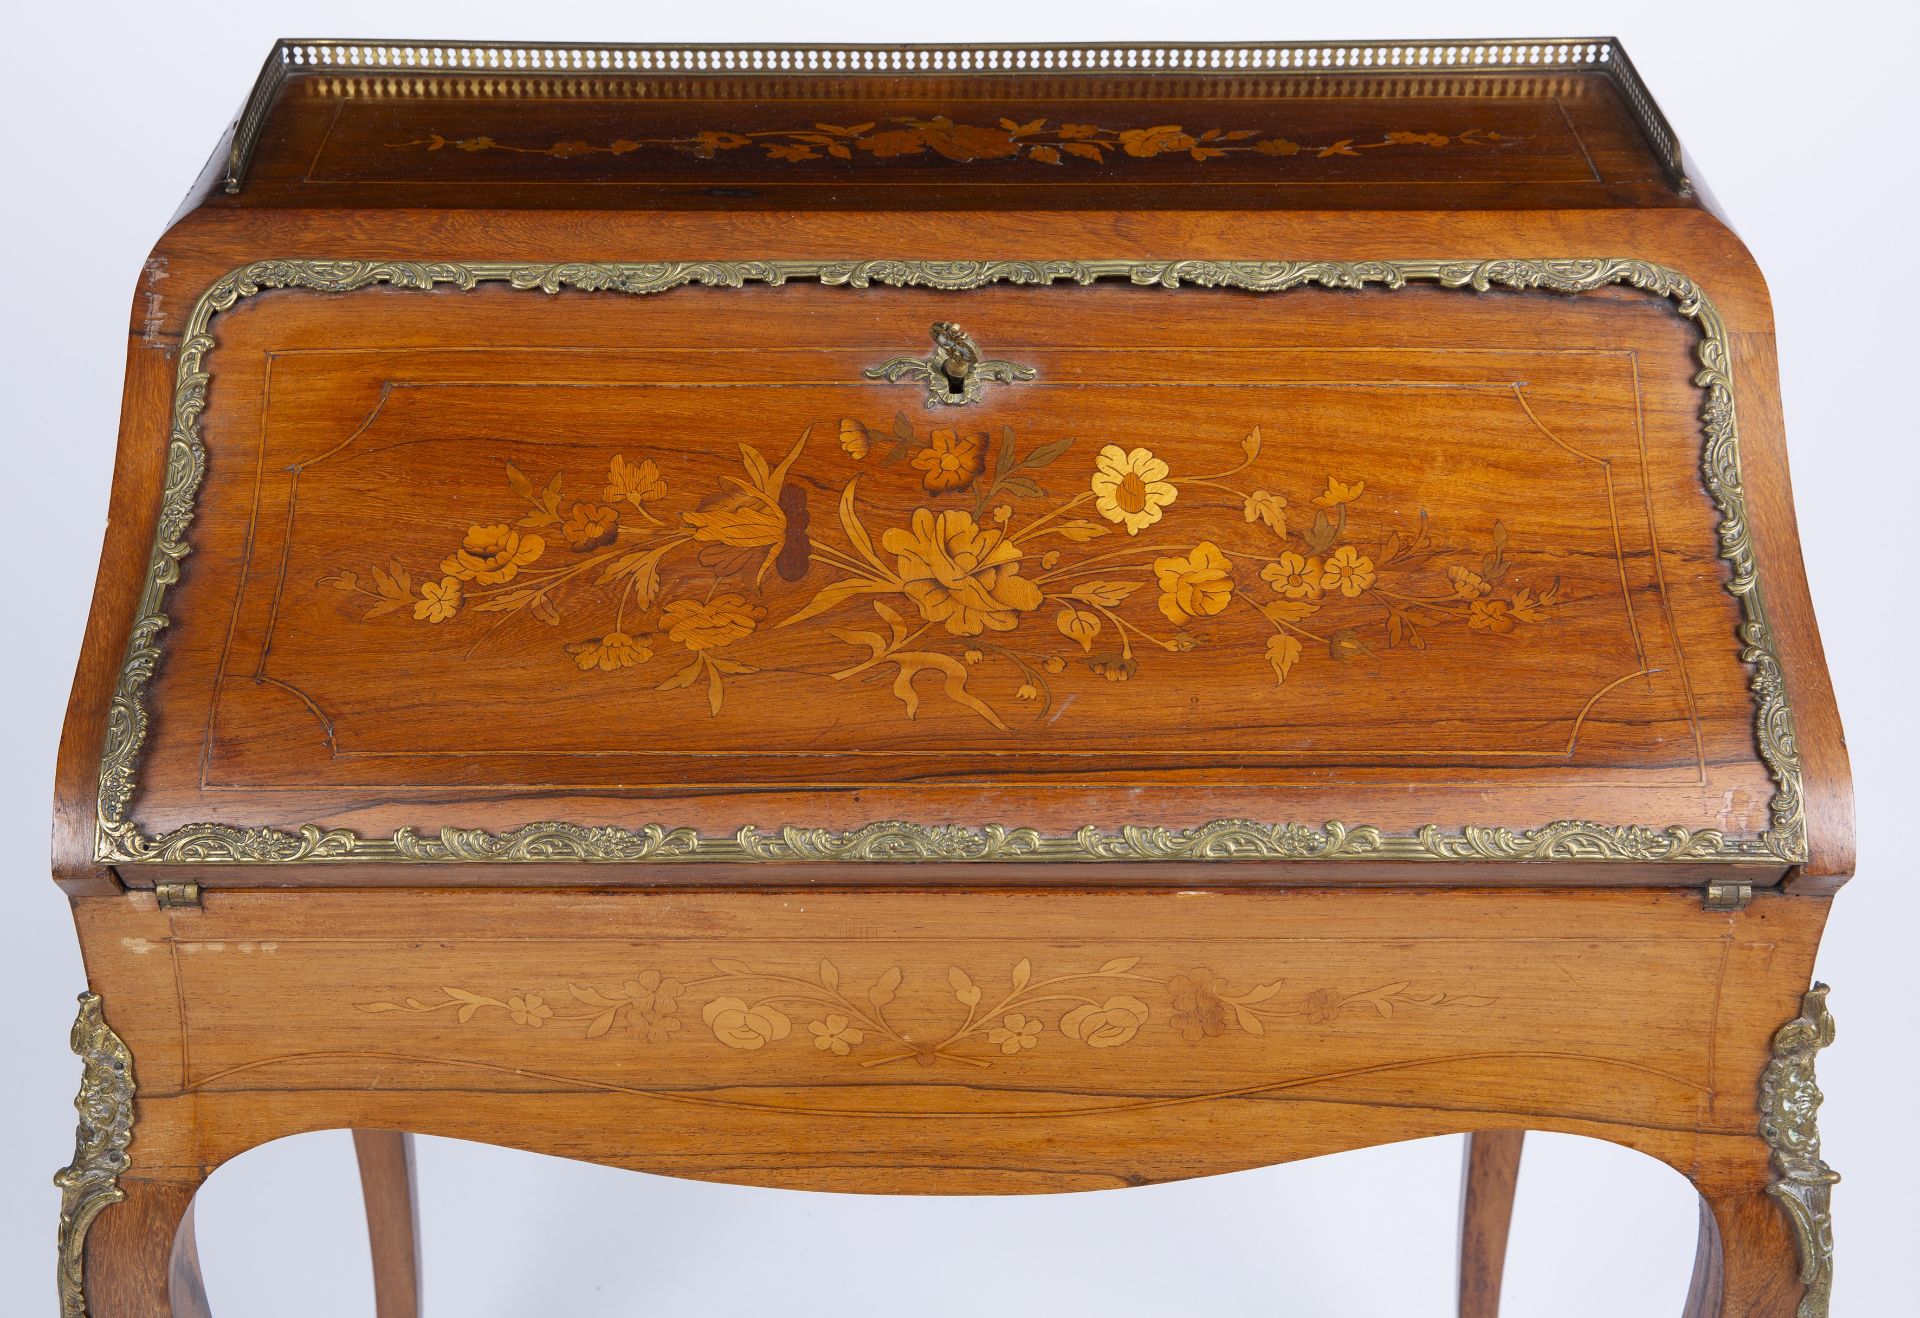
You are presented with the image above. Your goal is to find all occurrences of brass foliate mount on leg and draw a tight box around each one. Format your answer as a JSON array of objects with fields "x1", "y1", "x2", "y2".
[
  {"x1": 54, "y1": 992, "x2": 135, "y2": 1318},
  {"x1": 1759, "y1": 984, "x2": 1838, "y2": 1318}
]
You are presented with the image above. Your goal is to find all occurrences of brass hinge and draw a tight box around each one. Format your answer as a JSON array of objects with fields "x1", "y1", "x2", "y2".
[
  {"x1": 1702, "y1": 879, "x2": 1754, "y2": 911},
  {"x1": 153, "y1": 881, "x2": 202, "y2": 910}
]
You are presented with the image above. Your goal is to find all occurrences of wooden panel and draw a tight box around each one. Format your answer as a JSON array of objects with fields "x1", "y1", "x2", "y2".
[
  {"x1": 227, "y1": 67, "x2": 1680, "y2": 212},
  {"x1": 121, "y1": 276, "x2": 1776, "y2": 864}
]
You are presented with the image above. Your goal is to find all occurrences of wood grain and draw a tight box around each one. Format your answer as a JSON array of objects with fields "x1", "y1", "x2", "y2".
[
  {"x1": 352, "y1": 1130, "x2": 423, "y2": 1318},
  {"x1": 1458, "y1": 1129, "x2": 1525, "y2": 1318}
]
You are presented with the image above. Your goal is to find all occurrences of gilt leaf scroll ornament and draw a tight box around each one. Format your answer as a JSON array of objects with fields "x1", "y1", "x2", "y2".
[
  {"x1": 1760, "y1": 984, "x2": 1839, "y2": 1318},
  {"x1": 54, "y1": 993, "x2": 135, "y2": 1318}
]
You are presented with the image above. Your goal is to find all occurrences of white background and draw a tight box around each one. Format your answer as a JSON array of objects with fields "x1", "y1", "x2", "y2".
[{"x1": 5, "y1": 2, "x2": 1915, "y2": 1313}]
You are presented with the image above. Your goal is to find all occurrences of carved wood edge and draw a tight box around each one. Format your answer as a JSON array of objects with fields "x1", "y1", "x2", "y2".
[
  {"x1": 1760, "y1": 984, "x2": 1839, "y2": 1318},
  {"x1": 92, "y1": 257, "x2": 1803, "y2": 868},
  {"x1": 53, "y1": 992, "x2": 135, "y2": 1318}
]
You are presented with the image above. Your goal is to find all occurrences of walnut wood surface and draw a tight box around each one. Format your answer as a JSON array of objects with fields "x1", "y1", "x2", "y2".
[
  {"x1": 72, "y1": 884, "x2": 1829, "y2": 1314},
  {"x1": 54, "y1": 46, "x2": 1851, "y2": 1318},
  {"x1": 352, "y1": 1130, "x2": 423, "y2": 1318},
  {"x1": 1458, "y1": 1129, "x2": 1524, "y2": 1317},
  {"x1": 223, "y1": 67, "x2": 1686, "y2": 214}
]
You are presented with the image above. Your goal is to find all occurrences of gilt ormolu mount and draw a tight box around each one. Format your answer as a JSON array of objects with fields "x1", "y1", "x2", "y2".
[{"x1": 54, "y1": 38, "x2": 1850, "y2": 1317}]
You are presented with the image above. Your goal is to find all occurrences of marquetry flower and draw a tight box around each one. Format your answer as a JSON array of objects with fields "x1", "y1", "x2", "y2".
[
  {"x1": 507, "y1": 993, "x2": 553, "y2": 1028},
  {"x1": 1320, "y1": 545, "x2": 1377, "y2": 598},
  {"x1": 624, "y1": 970, "x2": 683, "y2": 1042},
  {"x1": 988, "y1": 1013, "x2": 1043, "y2": 1054},
  {"x1": 605, "y1": 455, "x2": 666, "y2": 506},
  {"x1": 1313, "y1": 477, "x2": 1365, "y2": 508},
  {"x1": 414, "y1": 577, "x2": 462, "y2": 622},
  {"x1": 692, "y1": 130, "x2": 752, "y2": 155},
  {"x1": 1090, "y1": 445, "x2": 1177, "y2": 535},
  {"x1": 703, "y1": 997, "x2": 791, "y2": 1050},
  {"x1": 1261, "y1": 552, "x2": 1324, "y2": 601},
  {"x1": 1040, "y1": 656, "x2": 1066, "y2": 674},
  {"x1": 566, "y1": 631, "x2": 651, "y2": 672},
  {"x1": 1469, "y1": 600, "x2": 1516, "y2": 634},
  {"x1": 443, "y1": 524, "x2": 544, "y2": 584},
  {"x1": 664, "y1": 594, "x2": 759, "y2": 651},
  {"x1": 1119, "y1": 124, "x2": 1196, "y2": 157},
  {"x1": 838, "y1": 418, "x2": 871, "y2": 459},
  {"x1": 1301, "y1": 988, "x2": 1346, "y2": 1024},
  {"x1": 1243, "y1": 489, "x2": 1288, "y2": 534},
  {"x1": 1016, "y1": 683, "x2": 1039, "y2": 702},
  {"x1": 809, "y1": 1014, "x2": 866, "y2": 1057},
  {"x1": 1168, "y1": 971, "x2": 1231, "y2": 1041},
  {"x1": 911, "y1": 428, "x2": 989, "y2": 493},
  {"x1": 1092, "y1": 655, "x2": 1137, "y2": 682},
  {"x1": 882, "y1": 509, "x2": 1043, "y2": 636},
  {"x1": 682, "y1": 498, "x2": 784, "y2": 549},
  {"x1": 563, "y1": 502, "x2": 621, "y2": 551},
  {"x1": 1448, "y1": 566, "x2": 1493, "y2": 598},
  {"x1": 1153, "y1": 541, "x2": 1234, "y2": 625},
  {"x1": 1061, "y1": 996, "x2": 1150, "y2": 1049}
]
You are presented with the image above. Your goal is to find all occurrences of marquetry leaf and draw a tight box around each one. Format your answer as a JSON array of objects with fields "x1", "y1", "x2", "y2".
[
  {"x1": 949, "y1": 967, "x2": 982, "y2": 1007},
  {"x1": 869, "y1": 966, "x2": 903, "y2": 1007},
  {"x1": 1266, "y1": 634, "x2": 1303, "y2": 685}
]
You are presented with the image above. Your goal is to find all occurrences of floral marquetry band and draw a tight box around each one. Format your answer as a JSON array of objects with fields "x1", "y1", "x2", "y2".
[{"x1": 95, "y1": 257, "x2": 1805, "y2": 866}]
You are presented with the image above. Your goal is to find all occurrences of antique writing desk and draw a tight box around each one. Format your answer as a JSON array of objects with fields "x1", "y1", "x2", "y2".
[{"x1": 54, "y1": 38, "x2": 1853, "y2": 1317}]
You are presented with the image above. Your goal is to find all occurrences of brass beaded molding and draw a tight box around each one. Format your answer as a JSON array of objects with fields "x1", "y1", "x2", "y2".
[
  {"x1": 94, "y1": 257, "x2": 1804, "y2": 867},
  {"x1": 228, "y1": 38, "x2": 1687, "y2": 194}
]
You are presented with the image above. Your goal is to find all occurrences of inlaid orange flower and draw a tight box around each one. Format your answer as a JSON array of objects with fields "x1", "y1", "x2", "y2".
[
  {"x1": 1469, "y1": 600, "x2": 1516, "y2": 634},
  {"x1": 1154, "y1": 540, "x2": 1234, "y2": 625},
  {"x1": 413, "y1": 577, "x2": 462, "y2": 622},
  {"x1": 507, "y1": 994, "x2": 552, "y2": 1028},
  {"x1": 911, "y1": 428, "x2": 989, "y2": 493},
  {"x1": 988, "y1": 1013, "x2": 1043, "y2": 1054},
  {"x1": 702, "y1": 997, "x2": 791, "y2": 1050},
  {"x1": 1261, "y1": 551, "x2": 1324, "y2": 601},
  {"x1": 566, "y1": 631, "x2": 650, "y2": 672},
  {"x1": 1320, "y1": 545, "x2": 1377, "y2": 597},
  {"x1": 1119, "y1": 125, "x2": 1197, "y2": 157},
  {"x1": 1061, "y1": 996, "x2": 1150, "y2": 1049},
  {"x1": 1090, "y1": 445, "x2": 1177, "y2": 535},
  {"x1": 881, "y1": 508, "x2": 1043, "y2": 636},
  {"x1": 563, "y1": 501, "x2": 620, "y2": 551},
  {"x1": 442, "y1": 524, "x2": 544, "y2": 584},
  {"x1": 663, "y1": 594, "x2": 758, "y2": 651},
  {"x1": 1448, "y1": 566, "x2": 1492, "y2": 598}
]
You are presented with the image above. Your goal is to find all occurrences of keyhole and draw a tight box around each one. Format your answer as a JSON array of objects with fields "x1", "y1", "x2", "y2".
[{"x1": 945, "y1": 371, "x2": 966, "y2": 396}]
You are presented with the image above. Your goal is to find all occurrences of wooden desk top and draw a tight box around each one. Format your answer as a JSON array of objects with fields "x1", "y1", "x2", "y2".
[{"x1": 53, "y1": 40, "x2": 1851, "y2": 893}]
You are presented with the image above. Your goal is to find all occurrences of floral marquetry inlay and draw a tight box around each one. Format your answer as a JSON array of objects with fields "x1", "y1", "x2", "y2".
[
  {"x1": 391, "y1": 120, "x2": 1507, "y2": 168},
  {"x1": 358, "y1": 958, "x2": 1495, "y2": 1069},
  {"x1": 319, "y1": 418, "x2": 1563, "y2": 727}
]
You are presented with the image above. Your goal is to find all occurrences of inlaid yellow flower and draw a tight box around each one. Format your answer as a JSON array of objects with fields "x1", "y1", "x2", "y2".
[
  {"x1": 663, "y1": 594, "x2": 758, "y2": 651},
  {"x1": 911, "y1": 428, "x2": 989, "y2": 493},
  {"x1": 988, "y1": 1012, "x2": 1043, "y2": 1054},
  {"x1": 507, "y1": 994, "x2": 552, "y2": 1028},
  {"x1": 1090, "y1": 445, "x2": 1177, "y2": 535},
  {"x1": 702, "y1": 997, "x2": 791, "y2": 1050},
  {"x1": 604, "y1": 455, "x2": 666, "y2": 506},
  {"x1": 838, "y1": 418, "x2": 870, "y2": 459},
  {"x1": 1320, "y1": 545, "x2": 1377, "y2": 597},
  {"x1": 808, "y1": 1013, "x2": 865, "y2": 1056},
  {"x1": 1154, "y1": 540, "x2": 1234, "y2": 624},
  {"x1": 566, "y1": 631, "x2": 651, "y2": 672},
  {"x1": 442, "y1": 524, "x2": 544, "y2": 584},
  {"x1": 881, "y1": 508, "x2": 1043, "y2": 636},
  {"x1": 1261, "y1": 552, "x2": 1324, "y2": 601},
  {"x1": 1469, "y1": 600, "x2": 1516, "y2": 634},
  {"x1": 1313, "y1": 477, "x2": 1366, "y2": 508},
  {"x1": 1060, "y1": 995, "x2": 1151, "y2": 1048},
  {"x1": 413, "y1": 577, "x2": 462, "y2": 622}
]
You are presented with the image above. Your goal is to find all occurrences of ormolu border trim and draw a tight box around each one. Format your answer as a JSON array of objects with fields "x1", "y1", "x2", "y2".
[
  {"x1": 54, "y1": 992, "x2": 135, "y2": 1318},
  {"x1": 94, "y1": 258, "x2": 1803, "y2": 866},
  {"x1": 1760, "y1": 984, "x2": 1839, "y2": 1317},
  {"x1": 225, "y1": 38, "x2": 1687, "y2": 194}
]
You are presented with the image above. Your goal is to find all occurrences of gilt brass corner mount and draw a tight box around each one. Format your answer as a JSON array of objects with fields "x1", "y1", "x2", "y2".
[
  {"x1": 1760, "y1": 983, "x2": 1838, "y2": 1318},
  {"x1": 865, "y1": 321, "x2": 1037, "y2": 407},
  {"x1": 54, "y1": 992, "x2": 136, "y2": 1318}
]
